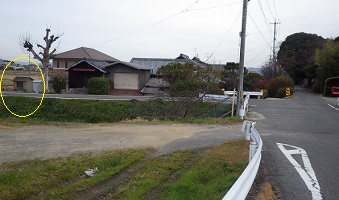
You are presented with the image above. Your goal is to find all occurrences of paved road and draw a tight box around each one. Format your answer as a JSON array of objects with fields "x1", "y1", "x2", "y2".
[{"x1": 249, "y1": 87, "x2": 338, "y2": 200}]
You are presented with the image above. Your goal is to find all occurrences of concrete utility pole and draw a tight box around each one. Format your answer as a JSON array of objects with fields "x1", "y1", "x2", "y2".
[
  {"x1": 236, "y1": 0, "x2": 249, "y2": 116},
  {"x1": 271, "y1": 19, "x2": 280, "y2": 78}
]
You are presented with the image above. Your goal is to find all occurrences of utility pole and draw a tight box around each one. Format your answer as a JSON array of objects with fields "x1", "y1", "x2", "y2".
[
  {"x1": 271, "y1": 19, "x2": 280, "y2": 78},
  {"x1": 236, "y1": 0, "x2": 249, "y2": 116}
]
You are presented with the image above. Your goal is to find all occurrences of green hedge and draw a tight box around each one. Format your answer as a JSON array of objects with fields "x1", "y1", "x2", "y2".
[
  {"x1": 267, "y1": 76, "x2": 294, "y2": 97},
  {"x1": 170, "y1": 80, "x2": 220, "y2": 96},
  {"x1": 87, "y1": 77, "x2": 110, "y2": 95}
]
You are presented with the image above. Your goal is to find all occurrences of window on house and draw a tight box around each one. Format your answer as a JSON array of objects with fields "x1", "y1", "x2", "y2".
[
  {"x1": 65, "y1": 61, "x2": 68, "y2": 68},
  {"x1": 57, "y1": 61, "x2": 59, "y2": 68}
]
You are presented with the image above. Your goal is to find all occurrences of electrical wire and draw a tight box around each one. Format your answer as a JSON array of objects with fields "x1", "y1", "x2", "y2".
[
  {"x1": 257, "y1": 0, "x2": 271, "y2": 31},
  {"x1": 204, "y1": 12, "x2": 242, "y2": 63},
  {"x1": 248, "y1": 12, "x2": 272, "y2": 49},
  {"x1": 265, "y1": 0, "x2": 275, "y2": 20},
  {"x1": 93, "y1": 0, "x2": 200, "y2": 47},
  {"x1": 272, "y1": 0, "x2": 280, "y2": 20},
  {"x1": 246, "y1": 45, "x2": 270, "y2": 65},
  {"x1": 188, "y1": 1, "x2": 242, "y2": 12}
]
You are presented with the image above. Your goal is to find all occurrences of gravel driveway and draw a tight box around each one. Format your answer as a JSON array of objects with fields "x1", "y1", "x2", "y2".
[{"x1": 0, "y1": 123, "x2": 243, "y2": 164}]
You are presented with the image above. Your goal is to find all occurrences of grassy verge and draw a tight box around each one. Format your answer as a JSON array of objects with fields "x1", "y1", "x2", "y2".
[
  {"x1": 0, "y1": 149, "x2": 151, "y2": 200},
  {"x1": 106, "y1": 140, "x2": 249, "y2": 200},
  {"x1": 159, "y1": 140, "x2": 248, "y2": 200},
  {"x1": 107, "y1": 150, "x2": 193, "y2": 200},
  {"x1": 0, "y1": 96, "x2": 235, "y2": 124},
  {"x1": 0, "y1": 141, "x2": 248, "y2": 200}
]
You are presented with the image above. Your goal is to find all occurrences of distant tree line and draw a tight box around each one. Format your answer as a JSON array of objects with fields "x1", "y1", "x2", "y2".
[{"x1": 276, "y1": 32, "x2": 339, "y2": 93}]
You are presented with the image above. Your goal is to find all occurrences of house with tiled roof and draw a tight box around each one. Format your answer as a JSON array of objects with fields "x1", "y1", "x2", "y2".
[
  {"x1": 66, "y1": 58, "x2": 152, "y2": 90},
  {"x1": 52, "y1": 47, "x2": 119, "y2": 70},
  {"x1": 130, "y1": 53, "x2": 207, "y2": 75}
]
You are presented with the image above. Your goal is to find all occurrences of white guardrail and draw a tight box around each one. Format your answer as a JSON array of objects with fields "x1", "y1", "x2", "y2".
[
  {"x1": 224, "y1": 91, "x2": 263, "y2": 99},
  {"x1": 222, "y1": 120, "x2": 263, "y2": 200}
]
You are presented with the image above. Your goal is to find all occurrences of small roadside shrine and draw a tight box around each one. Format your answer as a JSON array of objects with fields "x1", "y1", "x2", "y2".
[{"x1": 12, "y1": 76, "x2": 34, "y2": 92}]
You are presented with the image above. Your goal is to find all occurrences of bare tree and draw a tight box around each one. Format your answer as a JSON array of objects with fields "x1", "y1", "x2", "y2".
[
  {"x1": 261, "y1": 60, "x2": 286, "y2": 81},
  {"x1": 19, "y1": 29, "x2": 62, "y2": 92}
]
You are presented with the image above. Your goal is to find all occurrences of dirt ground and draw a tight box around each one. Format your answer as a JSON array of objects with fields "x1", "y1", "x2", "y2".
[{"x1": 0, "y1": 123, "x2": 243, "y2": 165}]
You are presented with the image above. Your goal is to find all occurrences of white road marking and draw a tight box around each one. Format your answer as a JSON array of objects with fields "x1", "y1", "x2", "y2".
[
  {"x1": 277, "y1": 143, "x2": 322, "y2": 200},
  {"x1": 327, "y1": 104, "x2": 339, "y2": 111}
]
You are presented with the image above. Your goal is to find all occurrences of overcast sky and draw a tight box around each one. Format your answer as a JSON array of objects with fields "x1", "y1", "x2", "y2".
[{"x1": 1, "y1": 0, "x2": 338, "y2": 67}]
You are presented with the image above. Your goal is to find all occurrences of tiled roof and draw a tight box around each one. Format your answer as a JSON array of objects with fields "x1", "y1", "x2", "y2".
[
  {"x1": 66, "y1": 58, "x2": 152, "y2": 73},
  {"x1": 12, "y1": 76, "x2": 33, "y2": 81},
  {"x1": 130, "y1": 58, "x2": 190, "y2": 74},
  {"x1": 54, "y1": 47, "x2": 119, "y2": 62},
  {"x1": 113, "y1": 61, "x2": 153, "y2": 70}
]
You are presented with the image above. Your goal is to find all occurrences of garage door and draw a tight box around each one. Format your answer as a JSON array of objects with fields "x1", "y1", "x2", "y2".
[{"x1": 114, "y1": 73, "x2": 139, "y2": 89}]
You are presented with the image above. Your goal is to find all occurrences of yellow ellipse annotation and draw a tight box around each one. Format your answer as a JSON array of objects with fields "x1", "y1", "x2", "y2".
[{"x1": 0, "y1": 56, "x2": 46, "y2": 118}]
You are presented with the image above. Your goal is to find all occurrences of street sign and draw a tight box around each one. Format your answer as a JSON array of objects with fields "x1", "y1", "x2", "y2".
[{"x1": 285, "y1": 88, "x2": 291, "y2": 96}]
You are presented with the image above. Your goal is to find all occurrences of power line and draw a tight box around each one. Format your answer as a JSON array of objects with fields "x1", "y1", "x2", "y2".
[
  {"x1": 204, "y1": 12, "x2": 242, "y2": 63},
  {"x1": 93, "y1": 0, "x2": 200, "y2": 47},
  {"x1": 248, "y1": 12, "x2": 272, "y2": 49},
  {"x1": 257, "y1": 0, "x2": 271, "y2": 31},
  {"x1": 245, "y1": 45, "x2": 270, "y2": 65},
  {"x1": 265, "y1": 0, "x2": 275, "y2": 20},
  {"x1": 272, "y1": 0, "x2": 280, "y2": 20},
  {"x1": 188, "y1": 1, "x2": 242, "y2": 11}
]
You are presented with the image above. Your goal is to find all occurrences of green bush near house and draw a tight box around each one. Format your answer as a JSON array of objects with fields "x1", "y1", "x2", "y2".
[
  {"x1": 267, "y1": 76, "x2": 294, "y2": 97},
  {"x1": 169, "y1": 80, "x2": 220, "y2": 96},
  {"x1": 52, "y1": 73, "x2": 67, "y2": 93},
  {"x1": 87, "y1": 77, "x2": 110, "y2": 95}
]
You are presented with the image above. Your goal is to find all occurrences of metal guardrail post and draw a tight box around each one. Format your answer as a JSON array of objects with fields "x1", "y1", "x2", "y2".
[
  {"x1": 245, "y1": 122, "x2": 251, "y2": 141},
  {"x1": 249, "y1": 142, "x2": 257, "y2": 162}
]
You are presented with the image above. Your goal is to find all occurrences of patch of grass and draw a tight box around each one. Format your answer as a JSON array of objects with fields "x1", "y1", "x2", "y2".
[
  {"x1": 0, "y1": 97, "x2": 234, "y2": 123},
  {"x1": 107, "y1": 150, "x2": 193, "y2": 200},
  {"x1": 160, "y1": 140, "x2": 249, "y2": 200},
  {"x1": 0, "y1": 149, "x2": 151, "y2": 200},
  {"x1": 0, "y1": 141, "x2": 249, "y2": 200},
  {"x1": 256, "y1": 181, "x2": 278, "y2": 200},
  {"x1": 175, "y1": 116, "x2": 243, "y2": 125},
  {"x1": 106, "y1": 140, "x2": 248, "y2": 200}
]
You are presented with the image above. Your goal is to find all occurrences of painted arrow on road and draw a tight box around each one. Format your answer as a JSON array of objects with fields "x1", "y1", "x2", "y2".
[{"x1": 277, "y1": 143, "x2": 322, "y2": 200}]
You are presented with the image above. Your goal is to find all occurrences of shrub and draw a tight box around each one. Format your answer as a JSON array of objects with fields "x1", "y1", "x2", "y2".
[
  {"x1": 276, "y1": 87, "x2": 294, "y2": 98},
  {"x1": 169, "y1": 80, "x2": 220, "y2": 97},
  {"x1": 52, "y1": 73, "x2": 67, "y2": 93},
  {"x1": 267, "y1": 76, "x2": 294, "y2": 97},
  {"x1": 87, "y1": 77, "x2": 110, "y2": 95}
]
